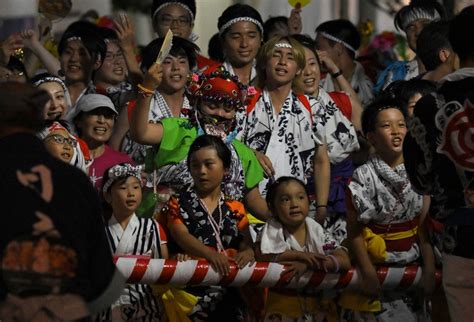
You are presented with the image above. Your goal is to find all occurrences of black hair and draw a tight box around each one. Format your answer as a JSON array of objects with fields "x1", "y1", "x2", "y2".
[
  {"x1": 362, "y1": 95, "x2": 407, "y2": 135},
  {"x1": 187, "y1": 135, "x2": 232, "y2": 170},
  {"x1": 58, "y1": 21, "x2": 107, "y2": 65},
  {"x1": 449, "y1": 5, "x2": 474, "y2": 61},
  {"x1": 265, "y1": 176, "x2": 309, "y2": 209},
  {"x1": 208, "y1": 33, "x2": 224, "y2": 63},
  {"x1": 263, "y1": 16, "x2": 288, "y2": 42},
  {"x1": 315, "y1": 19, "x2": 360, "y2": 59},
  {"x1": 416, "y1": 20, "x2": 451, "y2": 71},
  {"x1": 97, "y1": 27, "x2": 118, "y2": 41},
  {"x1": 0, "y1": 82, "x2": 50, "y2": 134},
  {"x1": 140, "y1": 36, "x2": 199, "y2": 72},
  {"x1": 383, "y1": 79, "x2": 436, "y2": 111},
  {"x1": 292, "y1": 33, "x2": 322, "y2": 66},
  {"x1": 218, "y1": 4, "x2": 263, "y2": 38},
  {"x1": 151, "y1": 0, "x2": 197, "y2": 22},
  {"x1": 394, "y1": 0, "x2": 446, "y2": 31},
  {"x1": 5, "y1": 56, "x2": 28, "y2": 80}
]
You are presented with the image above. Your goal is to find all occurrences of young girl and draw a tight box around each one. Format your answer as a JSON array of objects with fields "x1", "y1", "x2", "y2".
[
  {"x1": 341, "y1": 97, "x2": 435, "y2": 321},
  {"x1": 256, "y1": 176, "x2": 350, "y2": 321},
  {"x1": 160, "y1": 135, "x2": 255, "y2": 321},
  {"x1": 100, "y1": 163, "x2": 168, "y2": 321}
]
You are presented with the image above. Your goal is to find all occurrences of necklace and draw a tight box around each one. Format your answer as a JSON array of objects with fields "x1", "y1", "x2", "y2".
[{"x1": 199, "y1": 193, "x2": 227, "y2": 255}]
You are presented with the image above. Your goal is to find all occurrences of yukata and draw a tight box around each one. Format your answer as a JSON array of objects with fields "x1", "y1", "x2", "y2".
[
  {"x1": 161, "y1": 185, "x2": 250, "y2": 321},
  {"x1": 153, "y1": 117, "x2": 263, "y2": 200},
  {"x1": 374, "y1": 59, "x2": 419, "y2": 93},
  {"x1": 121, "y1": 92, "x2": 192, "y2": 164},
  {"x1": 221, "y1": 59, "x2": 257, "y2": 135},
  {"x1": 311, "y1": 88, "x2": 359, "y2": 243},
  {"x1": 404, "y1": 68, "x2": 474, "y2": 321},
  {"x1": 340, "y1": 155, "x2": 424, "y2": 321},
  {"x1": 239, "y1": 89, "x2": 318, "y2": 197},
  {"x1": 320, "y1": 61, "x2": 374, "y2": 107},
  {"x1": 258, "y1": 217, "x2": 344, "y2": 321},
  {"x1": 99, "y1": 213, "x2": 166, "y2": 321}
]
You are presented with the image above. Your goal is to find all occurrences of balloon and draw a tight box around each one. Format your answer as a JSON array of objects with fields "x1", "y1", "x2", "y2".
[{"x1": 288, "y1": 0, "x2": 311, "y2": 8}]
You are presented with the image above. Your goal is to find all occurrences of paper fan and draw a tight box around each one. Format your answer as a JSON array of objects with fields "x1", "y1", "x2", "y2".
[{"x1": 288, "y1": 0, "x2": 311, "y2": 8}]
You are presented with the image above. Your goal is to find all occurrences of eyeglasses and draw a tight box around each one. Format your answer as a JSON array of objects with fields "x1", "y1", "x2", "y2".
[
  {"x1": 158, "y1": 14, "x2": 191, "y2": 27},
  {"x1": 104, "y1": 51, "x2": 124, "y2": 62},
  {"x1": 45, "y1": 134, "x2": 77, "y2": 147}
]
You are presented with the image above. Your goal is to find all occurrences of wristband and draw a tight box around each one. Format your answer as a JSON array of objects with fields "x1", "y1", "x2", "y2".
[
  {"x1": 137, "y1": 84, "x2": 154, "y2": 97},
  {"x1": 327, "y1": 254, "x2": 340, "y2": 273},
  {"x1": 331, "y1": 70, "x2": 343, "y2": 78},
  {"x1": 316, "y1": 205, "x2": 327, "y2": 209}
]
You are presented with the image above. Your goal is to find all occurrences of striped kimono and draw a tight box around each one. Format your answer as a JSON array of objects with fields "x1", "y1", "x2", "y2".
[{"x1": 99, "y1": 213, "x2": 166, "y2": 321}]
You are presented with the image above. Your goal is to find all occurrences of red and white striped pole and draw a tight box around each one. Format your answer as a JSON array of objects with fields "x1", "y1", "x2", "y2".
[{"x1": 114, "y1": 257, "x2": 442, "y2": 290}]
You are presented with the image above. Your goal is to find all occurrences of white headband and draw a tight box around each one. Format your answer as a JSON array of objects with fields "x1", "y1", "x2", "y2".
[
  {"x1": 67, "y1": 36, "x2": 81, "y2": 42},
  {"x1": 275, "y1": 41, "x2": 292, "y2": 49},
  {"x1": 219, "y1": 17, "x2": 264, "y2": 36},
  {"x1": 401, "y1": 8, "x2": 441, "y2": 31},
  {"x1": 317, "y1": 31, "x2": 356, "y2": 53},
  {"x1": 152, "y1": 2, "x2": 194, "y2": 22},
  {"x1": 103, "y1": 164, "x2": 143, "y2": 192}
]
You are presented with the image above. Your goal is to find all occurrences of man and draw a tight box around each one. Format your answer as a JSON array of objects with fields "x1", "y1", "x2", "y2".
[
  {"x1": 416, "y1": 20, "x2": 459, "y2": 82},
  {"x1": 404, "y1": 6, "x2": 474, "y2": 321},
  {"x1": 315, "y1": 19, "x2": 373, "y2": 106},
  {"x1": 0, "y1": 82, "x2": 123, "y2": 320}
]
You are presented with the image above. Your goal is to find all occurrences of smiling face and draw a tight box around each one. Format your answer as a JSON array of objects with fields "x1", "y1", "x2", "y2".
[
  {"x1": 43, "y1": 129, "x2": 75, "y2": 163},
  {"x1": 94, "y1": 41, "x2": 127, "y2": 86},
  {"x1": 106, "y1": 176, "x2": 142, "y2": 216},
  {"x1": 271, "y1": 180, "x2": 309, "y2": 229},
  {"x1": 76, "y1": 107, "x2": 115, "y2": 146},
  {"x1": 189, "y1": 146, "x2": 226, "y2": 195},
  {"x1": 301, "y1": 47, "x2": 321, "y2": 96},
  {"x1": 60, "y1": 39, "x2": 98, "y2": 84},
  {"x1": 159, "y1": 54, "x2": 190, "y2": 94},
  {"x1": 39, "y1": 82, "x2": 67, "y2": 120},
  {"x1": 368, "y1": 108, "x2": 407, "y2": 162},
  {"x1": 154, "y1": 4, "x2": 193, "y2": 39},
  {"x1": 222, "y1": 21, "x2": 262, "y2": 68},
  {"x1": 266, "y1": 43, "x2": 301, "y2": 88}
]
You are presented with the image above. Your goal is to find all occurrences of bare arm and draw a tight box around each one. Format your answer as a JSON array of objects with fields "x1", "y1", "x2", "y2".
[
  {"x1": 20, "y1": 29, "x2": 61, "y2": 76},
  {"x1": 170, "y1": 223, "x2": 231, "y2": 275},
  {"x1": 346, "y1": 199, "x2": 381, "y2": 297},
  {"x1": 314, "y1": 143, "x2": 330, "y2": 224},
  {"x1": 109, "y1": 104, "x2": 130, "y2": 151},
  {"x1": 317, "y1": 50, "x2": 362, "y2": 131},
  {"x1": 129, "y1": 63, "x2": 164, "y2": 145},
  {"x1": 243, "y1": 186, "x2": 270, "y2": 221},
  {"x1": 114, "y1": 13, "x2": 143, "y2": 87},
  {"x1": 418, "y1": 195, "x2": 436, "y2": 297}
]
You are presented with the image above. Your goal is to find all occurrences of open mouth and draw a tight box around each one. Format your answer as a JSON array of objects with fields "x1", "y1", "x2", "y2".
[
  {"x1": 275, "y1": 68, "x2": 288, "y2": 76},
  {"x1": 93, "y1": 127, "x2": 107, "y2": 135},
  {"x1": 61, "y1": 152, "x2": 71, "y2": 160},
  {"x1": 392, "y1": 137, "x2": 403, "y2": 147},
  {"x1": 303, "y1": 77, "x2": 316, "y2": 86},
  {"x1": 47, "y1": 112, "x2": 62, "y2": 119}
]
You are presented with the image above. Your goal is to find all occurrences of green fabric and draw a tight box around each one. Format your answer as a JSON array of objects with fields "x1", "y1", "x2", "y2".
[{"x1": 154, "y1": 118, "x2": 264, "y2": 190}]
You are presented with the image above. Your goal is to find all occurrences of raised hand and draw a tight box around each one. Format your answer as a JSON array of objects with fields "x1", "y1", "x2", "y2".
[
  {"x1": 288, "y1": 6, "x2": 303, "y2": 35},
  {"x1": 114, "y1": 12, "x2": 136, "y2": 53},
  {"x1": 20, "y1": 29, "x2": 41, "y2": 50},
  {"x1": 0, "y1": 34, "x2": 23, "y2": 64},
  {"x1": 316, "y1": 50, "x2": 340, "y2": 75},
  {"x1": 143, "y1": 62, "x2": 163, "y2": 90}
]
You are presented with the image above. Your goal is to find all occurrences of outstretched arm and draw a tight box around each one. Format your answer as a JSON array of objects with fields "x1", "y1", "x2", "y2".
[
  {"x1": 20, "y1": 29, "x2": 61, "y2": 76},
  {"x1": 129, "y1": 63, "x2": 164, "y2": 145}
]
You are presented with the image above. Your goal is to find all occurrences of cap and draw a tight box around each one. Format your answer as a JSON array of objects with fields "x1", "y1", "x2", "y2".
[{"x1": 68, "y1": 94, "x2": 118, "y2": 121}]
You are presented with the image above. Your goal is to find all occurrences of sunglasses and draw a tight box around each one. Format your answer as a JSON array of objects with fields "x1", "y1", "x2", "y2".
[{"x1": 45, "y1": 134, "x2": 77, "y2": 147}]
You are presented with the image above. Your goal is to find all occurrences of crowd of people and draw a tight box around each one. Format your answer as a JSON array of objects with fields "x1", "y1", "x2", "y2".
[{"x1": 0, "y1": 0, "x2": 473, "y2": 321}]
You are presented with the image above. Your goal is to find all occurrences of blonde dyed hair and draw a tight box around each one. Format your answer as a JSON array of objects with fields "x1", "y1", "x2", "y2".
[{"x1": 256, "y1": 36, "x2": 306, "y2": 93}]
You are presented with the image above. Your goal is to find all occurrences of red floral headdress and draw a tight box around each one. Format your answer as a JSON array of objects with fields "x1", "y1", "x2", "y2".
[{"x1": 187, "y1": 66, "x2": 255, "y2": 110}]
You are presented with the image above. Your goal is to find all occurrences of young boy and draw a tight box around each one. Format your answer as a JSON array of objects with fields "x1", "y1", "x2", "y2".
[{"x1": 342, "y1": 96, "x2": 435, "y2": 321}]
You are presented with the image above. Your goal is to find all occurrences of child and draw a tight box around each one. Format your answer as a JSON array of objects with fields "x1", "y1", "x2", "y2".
[
  {"x1": 341, "y1": 97, "x2": 435, "y2": 321},
  {"x1": 256, "y1": 176, "x2": 350, "y2": 321},
  {"x1": 160, "y1": 135, "x2": 255, "y2": 321},
  {"x1": 100, "y1": 163, "x2": 168, "y2": 321}
]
